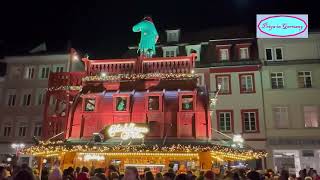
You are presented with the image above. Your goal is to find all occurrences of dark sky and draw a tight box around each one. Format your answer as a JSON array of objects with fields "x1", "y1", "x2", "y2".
[{"x1": 1, "y1": 0, "x2": 319, "y2": 58}]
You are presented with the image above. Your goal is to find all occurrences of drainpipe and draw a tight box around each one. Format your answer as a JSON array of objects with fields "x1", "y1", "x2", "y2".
[{"x1": 259, "y1": 64, "x2": 268, "y2": 169}]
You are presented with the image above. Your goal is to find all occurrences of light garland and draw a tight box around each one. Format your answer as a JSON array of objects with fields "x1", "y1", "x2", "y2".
[
  {"x1": 22, "y1": 141, "x2": 267, "y2": 161},
  {"x1": 82, "y1": 73, "x2": 198, "y2": 82},
  {"x1": 47, "y1": 86, "x2": 82, "y2": 92}
]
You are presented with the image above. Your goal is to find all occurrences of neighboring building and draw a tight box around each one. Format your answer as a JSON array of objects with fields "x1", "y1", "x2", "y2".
[
  {"x1": 0, "y1": 43, "x2": 83, "y2": 161},
  {"x1": 124, "y1": 26, "x2": 267, "y2": 168},
  {"x1": 258, "y1": 33, "x2": 320, "y2": 174}
]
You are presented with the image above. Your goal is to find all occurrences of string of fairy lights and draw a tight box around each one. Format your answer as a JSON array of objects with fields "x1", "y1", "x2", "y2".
[
  {"x1": 46, "y1": 86, "x2": 82, "y2": 92},
  {"x1": 47, "y1": 73, "x2": 197, "y2": 92},
  {"x1": 82, "y1": 73, "x2": 197, "y2": 82},
  {"x1": 22, "y1": 141, "x2": 267, "y2": 161}
]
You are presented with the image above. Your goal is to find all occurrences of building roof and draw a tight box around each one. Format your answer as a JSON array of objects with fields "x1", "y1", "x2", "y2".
[{"x1": 2, "y1": 40, "x2": 70, "y2": 56}]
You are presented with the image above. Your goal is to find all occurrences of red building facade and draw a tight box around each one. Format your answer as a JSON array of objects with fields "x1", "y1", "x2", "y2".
[{"x1": 43, "y1": 54, "x2": 212, "y2": 142}]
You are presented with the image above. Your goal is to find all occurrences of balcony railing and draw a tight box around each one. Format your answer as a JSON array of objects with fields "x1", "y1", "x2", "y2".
[
  {"x1": 82, "y1": 54, "x2": 196, "y2": 76},
  {"x1": 84, "y1": 58, "x2": 137, "y2": 76},
  {"x1": 142, "y1": 56, "x2": 195, "y2": 73}
]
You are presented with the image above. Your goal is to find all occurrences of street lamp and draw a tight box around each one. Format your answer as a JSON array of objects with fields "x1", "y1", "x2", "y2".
[
  {"x1": 232, "y1": 134, "x2": 244, "y2": 148},
  {"x1": 11, "y1": 143, "x2": 25, "y2": 156},
  {"x1": 210, "y1": 84, "x2": 221, "y2": 107}
]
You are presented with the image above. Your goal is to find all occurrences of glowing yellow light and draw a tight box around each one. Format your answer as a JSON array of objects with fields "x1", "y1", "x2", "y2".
[
  {"x1": 83, "y1": 154, "x2": 105, "y2": 161},
  {"x1": 108, "y1": 123, "x2": 149, "y2": 140}
]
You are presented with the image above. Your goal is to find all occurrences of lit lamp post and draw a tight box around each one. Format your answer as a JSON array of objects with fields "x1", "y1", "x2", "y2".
[
  {"x1": 232, "y1": 134, "x2": 244, "y2": 148},
  {"x1": 210, "y1": 84, "x2": 221, "y2": 108},
  {"x1": 11, "y1": 143, "x2": 25, "y2": 156}
]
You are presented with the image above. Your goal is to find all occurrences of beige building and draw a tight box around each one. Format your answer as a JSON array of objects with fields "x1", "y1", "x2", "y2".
[
  {"x1": 258, "y1": 33, "x2": 320, "y2": 174},
  {"x1": 0, "y1": 50, "x2": 82, "y2": 161}
]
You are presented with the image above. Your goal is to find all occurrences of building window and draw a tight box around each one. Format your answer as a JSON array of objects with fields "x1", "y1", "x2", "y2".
[
  {"x1": 239, "y1": 74, "x2": 255, "y2": 93},
  {"x1": 298, "y1": 71, "x2": 312, "y2": 88},
  {"x1": 7, "y1": 89, "x2": 16, "y2": 107},
  {"x1": 3, "y1": 126, "x2": 12, "y2": 137},
  {"x1": 164, "y1": 50, "x2": 176, "y2": 57},
  {"x1": 242, "y1": 110, "x2": 259, "y2": 133},
  {"x1": 181, "y1": 95, "x2": 193, "y2": 111},
  {"x1": 239, "y1": 47, "x2": 249, "y2": 59},
  {"x1": 197, "y1": 73, "x2": 205, "y2": 86},
  {"x1": 84, "y1": 98, "x2": 96, "y2": 112},
  {"x1": 166, "y1": 31, "x2": 179, "y2": 42},
  {"x1": 18, "y1": 125, "x2": 27, "y2": 137},
  {"x1": 148, "y1": 96, "x2": 160, "y2": 111},
  {"x1": 22, "y1": 93, "x2": 32, "y2": 106},
  {"x1": 10, "y1": 66, "x2": 22, "y2": 79},
  {"x1": 216, "y1": 75, "x2": 231, "y2": 94},
  {"x1": 24, "y1": 66, "x2": 35, "y2": 79},
  {"x1": 271, "y1": 72, "x2": 284, "y2": 89},
  {"x1": 50, "y1": 96, "x2": 57, "y2": 105},
  {"x1": 219, "y1": 49, "x2": 229, "y2": 61},
  {"x1": 116, "y1": 97, "x2": 127, "y2": 111},
  {"x1": 265, "y1": 48, "x2": 273, "y2": 61},
  {"x1": 53, "y1": 65, "x2": 64, "y2": 73},
  {"x1": 36, "y1": 89, "x2": 46, "y2": 105},
  {"x1": 275, "y1": 47, "x2": 283, "y2": 60},
  {"x1": 304, "y1": 106, "x2": 319, "y2": 128},
  {"x1": 217, "y1": 111, "x2": 233, "y2": 132},
  {"x1": 273, "y1": 107, "x2": 289, "y2": 128},
  {"x1": 39, "y1": 66, "x2": 50, "y2": 79},
  {"x1": 34, "y1": 124, "x2": 42, "y2": 137}
]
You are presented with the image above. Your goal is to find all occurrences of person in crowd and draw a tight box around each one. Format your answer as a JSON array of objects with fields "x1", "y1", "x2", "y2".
[
  {"x1": 42, "y1": 167, "x2": 50, "y2": 180},
  {"x1": 123, "y1": 166, "x2": 139, "y2": 180},
  {"x1": 13, "y1": 168, "x2": 35, "y2": 180},
  {"x1": 247, "y1": 169, "x2": 260, "y2": 180},
  {"x1": 186, "y1": 171, "x2": 193, "y2": 179},
  {"x1": 76, "y1": 166, "x2": 89, "y2": 180},
  {"x1": 144, "y1": 171, "x2": 154, "y2": 180},
  {"x1": 119, "y1": 174, "x2": 125, "y2": 180},
  {"x1": 91, "y1": 168, "x2": 106, "y2": 180},
  {"x1": 204, "y1": 170, "x2": 214, "y2": 180},
  {"x1": 48, "y1": 162, "x2": 63, "y2": 180},
  {"x1": 233, "y1": 172, "x2": 240, "y2": 180},
  {"x1": 89, "y1": 167, "x2": 96, "y2": 177},
  {"x1": 174, "y1": 174, "x2": 188, "y2": 180},
  {"x1": 33, "y1": 169, "x2": 40, "y2": 180},
  {"x1": 0, "y1": 166, "x2": 8, "y2": 180},
  {"x1": 109, "y1": 172, "x2": 120, "y2": 180},
  {"x1": 106, "y1": 165, "x2": 119, "y2": 180},
  {"x1": 196, "y1": 171, "x2": 204, "y2": 180},
  {"x1": 155, "y1": 173, "x2": 163, "y2": 180},
  {"x1": 74, "y1": 167, "x2": 81, "y2": 179},
  {"x1": 311, "y1": 170, "x2": 320, "y2": 180},
  {"x1": 62, "y1": 167, "x2": 75, "y2": 180},
  {"x1": 167, "y1": 169, "x2": 175, "y2": 174},
  {"x1": 163, "y1": 172, "x2": 175, "y2": 180},
  {"x1": 279, "y1": 169, "x2": 289, "y2": 180}
]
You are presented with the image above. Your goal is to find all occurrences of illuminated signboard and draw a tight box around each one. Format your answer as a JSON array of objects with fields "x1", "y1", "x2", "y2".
[
  {"x1": 106, "y1": 123, "x2": 149, "y2": 140},
  {"x1": 257, "y1": 14, "x2": 308, "y2": 38}
]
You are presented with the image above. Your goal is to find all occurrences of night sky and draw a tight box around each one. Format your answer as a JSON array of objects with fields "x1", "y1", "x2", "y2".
[{"x1": 1, "y1": 0, "x2": 319, "y2": 58}]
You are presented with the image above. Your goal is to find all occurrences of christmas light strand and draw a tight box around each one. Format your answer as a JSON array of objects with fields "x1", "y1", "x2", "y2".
[
  {"x1": 22, "y1": 141, "x2": 267, "y2": 161},
  {"x1": 46, "y1": 86, "x2": 82, "y2": 92},
  {"x1": 82, "y1": 73, "x2": 198, "y2": 82}
]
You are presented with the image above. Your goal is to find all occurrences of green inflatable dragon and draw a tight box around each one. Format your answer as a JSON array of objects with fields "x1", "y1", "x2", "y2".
[{"x1": 133, "y1": 16, "x2": 159, "y2": 57}]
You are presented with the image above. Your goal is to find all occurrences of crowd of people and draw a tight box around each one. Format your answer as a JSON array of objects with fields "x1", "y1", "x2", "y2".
[{"x1": 0, "y1": 163, "x2": 320, "y2": 180}]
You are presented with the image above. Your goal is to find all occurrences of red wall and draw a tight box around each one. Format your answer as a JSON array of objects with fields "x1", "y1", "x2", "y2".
[{"x1": 65, "y1": 90, "x2": 210, "y2": 140}]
